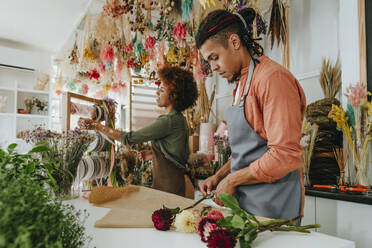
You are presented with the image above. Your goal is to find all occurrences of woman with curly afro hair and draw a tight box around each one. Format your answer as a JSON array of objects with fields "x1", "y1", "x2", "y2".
[{"x1": 78, "y1": 66, "x2": 198, "y2": 197}]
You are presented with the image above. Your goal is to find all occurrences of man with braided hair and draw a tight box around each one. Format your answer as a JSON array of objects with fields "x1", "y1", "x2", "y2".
[{"x1": 197, "y1": 8, "x2": 306, "y2": 221}]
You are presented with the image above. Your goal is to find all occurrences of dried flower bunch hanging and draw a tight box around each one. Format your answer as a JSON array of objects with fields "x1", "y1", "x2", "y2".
[
  {"x1": 268, "y1": 0, "x2": 287, "y2": 49},
  {"x1": 93, "y1": 13, "x2": 120, "y2": 42},
  {"x1": 320, "y1": 57, "x2": 342, "y2": 98},
  {"x1": 68, "y1": 41, "x2": 79, "y2": 64},
  {"x1": 103, "y1": 0, "x2": 135, "y2": 18}
]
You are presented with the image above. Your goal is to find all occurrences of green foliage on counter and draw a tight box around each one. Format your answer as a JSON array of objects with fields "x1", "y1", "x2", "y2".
[
  {"x1": 217, "y1": 193, "x2": 321, "y2": 248},
  {"x1": 0, "y1": 144, "x2": 90, "y2": 248}
]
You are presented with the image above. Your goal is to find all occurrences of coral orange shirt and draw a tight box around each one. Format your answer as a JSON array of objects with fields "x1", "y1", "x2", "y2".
[{"x1": 232, "y1": 55, "x2": 306, "y2": 205}]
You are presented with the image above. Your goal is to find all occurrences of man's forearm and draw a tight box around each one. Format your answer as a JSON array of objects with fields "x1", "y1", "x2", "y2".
[
  {"x1": 227, "y1": 165, "x2": 260, "y2": 187},
  {"x1": 215, "y1": 159, "x2": 232, "y2": 181},
  {"x1": 96, "y1": 123, "x2": 121, "y2": 141}
]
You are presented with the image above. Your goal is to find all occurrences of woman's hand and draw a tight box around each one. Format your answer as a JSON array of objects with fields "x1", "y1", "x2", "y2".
[
  {"x1": 137, "y1": 150, "x2": 153, "y2": 161},
  {"x1": 78, "y1": 117, "x2": 97, "y2": 130}
]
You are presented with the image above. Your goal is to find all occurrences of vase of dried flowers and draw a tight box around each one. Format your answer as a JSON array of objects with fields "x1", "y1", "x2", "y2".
[
  {"x1": 23, "y1": 127, "x2": 94, "y2": 199},
  {"x1": 329, "y1": 82, "x2": 371, "y2": 186},
  {"x1": 24, "y1": 98, "x2": 34, "y2": 114}
]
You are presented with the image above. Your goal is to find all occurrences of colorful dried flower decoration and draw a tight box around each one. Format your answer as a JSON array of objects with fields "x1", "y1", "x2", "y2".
[
  {"x1": 199, "y1": 0, "x2": 216, "y2": 9},
  {"x1": 81, "y1": 84, "x2": 89, "y2": 95},
  {"x1": 173, "y1": 22, "x2": 187, "y2": 45},
  {"x1": 181, "y1": 0, "x2": 194, "y2": 23},
  {"x1": 123, "y1": 43, "x2": 134, "y2": 53},
  {"x1": 103, "y1": 0, "x2": 134, "y2": 18},
  {"x1": 88, "y1": 69, "x2": 100, "y2": 80},
  {"x1": 145, "y1": 36, "x2": 156, "y2": 50},
  {"x1": 100, "y1": 44, "x2": 114, "y2": 63},
  {"x1": 344, "y1": 82, "x2": 368, "y2": 107},
  {"x1": 99, "y1": 61, "x2": 106, "y2": 73}
]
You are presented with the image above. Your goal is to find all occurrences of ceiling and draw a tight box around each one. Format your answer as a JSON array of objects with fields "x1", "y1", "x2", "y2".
[{"x1": 0, "y1": 0, "x2": 103, "y2": 53}]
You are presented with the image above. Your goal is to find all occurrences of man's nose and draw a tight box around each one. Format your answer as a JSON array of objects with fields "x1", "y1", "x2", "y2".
[{"x1": 211, "y1": 62, "x2": 219, "y2": 71}]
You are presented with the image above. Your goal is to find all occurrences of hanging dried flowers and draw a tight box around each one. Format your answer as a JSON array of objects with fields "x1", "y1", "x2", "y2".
[
  {"x1": 88, "y1": 68, "x2": 100, "y2": 80},
  {"x1": 199, "y1": 0, "x2": 216, "y2": 9},
  {"x1": 99, "y1": 61, "x2": 106, "y2": 73},
  {"x1": 145, "y1": 36, "x2": 156, "y2": 50},
  {"x1": 154, "y1": 15, "x2": 175, "y2": 42},
  {"x1": 181, "y1": 0, "x2": 193, "y2": 23},
  {"x1": 81, "y1": 84, "x2": 89, "y2": 95},
  {"x1": 100, "y1": 44, "x2": 115, "y2": 63},
  {"x1": 93, "y1": 13, "x2": 120, "y2": 42},
  {"x1": 68, "y1": 42, "x2": 79, "y2": 64},
  {"x1": 123, "y1": 43, "x2": 134, "y2": 53},
  {"x1": 173, "y1": 22, "x2": 187, "y2": 45},
  {"x1": 268, "y1": 0, "x2": 287, "y2": 49},
  {"x1": 103, "y1": 0, "x2": 134, "y2": 18},
  {"x1": 165, "y1": 47, "x2": 178, "y2": 64},
  {"x1": 66, "y1": 80, "x2": 77, "y2": 91},
  {"x1": 128, "y1": 2, "x2": 148, "y2": 34}
]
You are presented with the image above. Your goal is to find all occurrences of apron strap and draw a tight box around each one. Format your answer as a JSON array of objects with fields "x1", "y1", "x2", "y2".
[{"x1": 239, "y1": 57, "x2": 256, "y2": 104}]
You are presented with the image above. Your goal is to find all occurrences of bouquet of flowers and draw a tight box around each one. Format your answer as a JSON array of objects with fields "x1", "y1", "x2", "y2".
[
  {"x1": 23, "y1": 127, "x2": 94, "y2": 198},
  {"x1": 151, "y1": 193, "x2": 319, "y2": 248},
  {"x1": 328, "y1": 82, "x2": 371, "y2": 185}
]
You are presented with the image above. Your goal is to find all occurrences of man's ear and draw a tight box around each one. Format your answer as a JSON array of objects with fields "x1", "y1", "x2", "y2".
[{"x1": 229, "y1": 34, "x2": 241, "y2": 50}]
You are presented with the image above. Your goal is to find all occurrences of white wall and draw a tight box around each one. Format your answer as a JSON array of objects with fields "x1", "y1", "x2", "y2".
[{"x1": 214, "y1": 0, "x2": 341, "y2": 124}]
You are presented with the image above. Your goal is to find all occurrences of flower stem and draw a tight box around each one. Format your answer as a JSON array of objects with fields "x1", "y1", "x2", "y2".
[{"x1": 182, "y1": 193, "x2": 214, "y2": 211}]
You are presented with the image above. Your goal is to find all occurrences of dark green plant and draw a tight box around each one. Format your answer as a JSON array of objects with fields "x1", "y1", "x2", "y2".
[
  {"x1": 217, "y1": 193, "x2": 320, "y2": 248},
  {"x1": 0, "y1": 143, "x2": 60, "y2": 191},
  {"x1": 0, "y1": 159, "x2": 90, "y2": 248}
]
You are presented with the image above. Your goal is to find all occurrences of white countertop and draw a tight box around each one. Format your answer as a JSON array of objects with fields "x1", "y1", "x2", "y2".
[{"x1": 67, "y1": 197, "x2": 355, "y2": 248}]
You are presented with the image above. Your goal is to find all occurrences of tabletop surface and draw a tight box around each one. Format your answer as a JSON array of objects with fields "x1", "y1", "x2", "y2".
[{"x1": 67, "y1": 197, "x2": 355, "y2": 248}]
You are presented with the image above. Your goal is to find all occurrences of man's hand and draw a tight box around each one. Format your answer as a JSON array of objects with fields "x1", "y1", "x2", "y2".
[
  {"x1": 78, "y1": 118, "x2": 97, "y2": 130},
  {"x1": 214, "y1": 175, "x2": 236, "y2": 206},
  {"x1": 200, "y1": 175, "x2": 220, "y2": 195},
  {"x1": 138, "y1": 150, "x2": 153, "y2": 161}
]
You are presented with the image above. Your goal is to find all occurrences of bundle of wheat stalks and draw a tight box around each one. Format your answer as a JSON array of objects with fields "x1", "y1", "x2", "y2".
[{"x1": 320, "y1": 57, "x2": 341, "y2": 98}]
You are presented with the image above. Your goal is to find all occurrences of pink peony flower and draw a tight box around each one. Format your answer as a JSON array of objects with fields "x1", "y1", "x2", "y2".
[
  {"x1": 145, "y1": 36, "x2": 156, "y2": 50},
  {"x1": 152, "y1": 209, "x2": 174, "y2": 231},
  {"x1": 81, "y1": 84, "x2": 89, "y2": 95},
  {"x1": 207, "y1": 210, "x2": 224, "y2": 222},
  {"x1": 207, "y1": 229, "x2": 237, "y2": 248},
  {"x1": 173, "y1": 22, "x2": 187, "y2": 45},
  {"x1": 196, "y1": 217, "x2": 218, "y2": 242},
  {"x1": 123, "y1": 43, "x2": 133, "y2": 53},
  {"x1": 100, "y1": 44, "x2": 114, "y2": 62}
]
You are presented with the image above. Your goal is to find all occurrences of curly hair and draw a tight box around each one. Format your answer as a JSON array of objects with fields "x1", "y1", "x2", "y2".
[{"x1": 157, "y1": 66, "x2": 198, "y2": 112}]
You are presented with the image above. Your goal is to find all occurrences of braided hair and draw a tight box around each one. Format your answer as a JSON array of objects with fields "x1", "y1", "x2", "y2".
[{"x1": 195, "y1": 8, "x2": 264, "y2": 64}]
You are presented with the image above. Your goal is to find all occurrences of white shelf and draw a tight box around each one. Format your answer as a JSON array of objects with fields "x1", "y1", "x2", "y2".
[
  {"x1": 0, "y1": 112, "x2": 14, "y2": 116},
  {"x1": 16, "y1": 114, "x2": 48, "y2": 119},
  {"x1": 17, "y1": 88, "x2": 48, "y2": 94},
  {"x1": 0, "y1": 86, "x2": 15, "y2": 91}
]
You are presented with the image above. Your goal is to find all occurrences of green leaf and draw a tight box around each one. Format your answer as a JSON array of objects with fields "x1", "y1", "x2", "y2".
[
  {"x1": 7, "y1": 143, "x2": 18, "y2": 151},
  {"x1": 163, "y1": 205, "x2": 180, "y2": 215},
  {"x1": 217, "y1": 216, "x2": 235, "y2": 229},
  {"x1": 218, "y1": 193, "x2": 241, "y2": 211},
  {"x1": 231, "y1": 214, "x2": 245, "y2": 229},
  {"x1": 30, "y1": 146, "x2": 50, "y2": 153},
  {"x1": 35, "y1": 141, "x2": 47, "y2": 146},
  {"x1": 239, "y1": 237, "x2": 253, "y2": 248}
]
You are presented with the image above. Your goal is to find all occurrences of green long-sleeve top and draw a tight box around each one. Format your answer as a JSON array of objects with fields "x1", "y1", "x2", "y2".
[{"x1": 120, "y1": 109, "x2": 189, "y2": 170}]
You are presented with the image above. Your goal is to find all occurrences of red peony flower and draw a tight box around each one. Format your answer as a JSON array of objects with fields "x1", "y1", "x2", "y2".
[
  {"x1": 126, "y1": 57, "x2": 137, "y2": 68},
  {"x1": 207, "y1": 210, "x2": 224, "y2": 222},
  {"x1": 154, "y1": 81, "x2": 160, "y2": 86},
  {"x1": 196, "y1": 217, "x2": 218, "y2": 242},
  {"x1": 207, "y1": 229, "x2": 237, "y2": 248},
  {"x1": 123, "y1": 43, "x2": 133, "y2": 53},
  {"x1": 152, "y1": 209, "x2": 173, "y2": 231},
  {"x1": 88, "y1": 69, "x2": 100, "y2": 80}
]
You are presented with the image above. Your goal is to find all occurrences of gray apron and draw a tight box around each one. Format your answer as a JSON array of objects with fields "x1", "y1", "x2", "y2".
[{"x1": 226, "y1": 59, "x2": 302, "y2": 220}]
